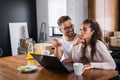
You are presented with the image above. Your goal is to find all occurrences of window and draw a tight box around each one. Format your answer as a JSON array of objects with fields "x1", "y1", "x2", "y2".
[{"x1": 48, "y1": 0, "x2": 66, "y2": 36}]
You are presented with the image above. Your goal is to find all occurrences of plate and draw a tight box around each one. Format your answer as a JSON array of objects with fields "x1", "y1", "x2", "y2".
[{"x1": 17, "y1": 65, "x2": 37, "y2": 73}]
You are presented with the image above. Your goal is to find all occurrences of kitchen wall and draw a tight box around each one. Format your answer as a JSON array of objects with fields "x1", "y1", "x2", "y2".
[
  {"x1": 36, "y1": 0, "x2": 49, "y2": 42},
  {"x1": 0, "y1": 0, "x2": 37, "y2": 57}
]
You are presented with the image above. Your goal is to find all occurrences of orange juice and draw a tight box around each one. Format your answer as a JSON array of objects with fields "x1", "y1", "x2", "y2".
[{"x1": 27, "y1": 51, "x2": 40, "y2": 65}]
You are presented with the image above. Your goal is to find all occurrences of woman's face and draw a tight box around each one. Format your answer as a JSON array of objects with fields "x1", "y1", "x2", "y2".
[{"x1": 80, "y1": 23, "x2": 94, "y2": 40}]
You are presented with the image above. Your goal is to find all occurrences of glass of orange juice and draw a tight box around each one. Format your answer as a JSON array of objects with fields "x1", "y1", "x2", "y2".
[{"x1": 27, "y1": 51, "x2": 40, "y2": 65}]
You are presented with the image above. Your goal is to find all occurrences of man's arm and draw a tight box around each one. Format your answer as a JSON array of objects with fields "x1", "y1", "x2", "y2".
[
  {"x1": 52, "y1": 38, "x2": 63, "y2": 59},
  {"x1": 54, "y1": 46, "x2": 63, "y2": 59}
]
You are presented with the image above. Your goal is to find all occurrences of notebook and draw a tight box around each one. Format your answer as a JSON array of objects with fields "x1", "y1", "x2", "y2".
[{"x1": 31, "y1": 54, "x2": 73, "y2": 72}]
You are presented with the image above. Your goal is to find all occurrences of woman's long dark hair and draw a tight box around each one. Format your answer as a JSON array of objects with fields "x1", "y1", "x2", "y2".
[{"x1": 81, "y1": 19, "x2": 104, "y2": 61}]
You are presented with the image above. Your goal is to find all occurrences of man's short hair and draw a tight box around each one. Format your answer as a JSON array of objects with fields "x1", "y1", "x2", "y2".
[{"x1": 57, "y1": 16, "x2": 71, "y2": 26}]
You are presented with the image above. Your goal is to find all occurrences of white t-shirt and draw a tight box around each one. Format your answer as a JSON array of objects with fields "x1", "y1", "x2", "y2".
[{"x1": 60, "y1": 34, "x2": 79, "y2": 61}]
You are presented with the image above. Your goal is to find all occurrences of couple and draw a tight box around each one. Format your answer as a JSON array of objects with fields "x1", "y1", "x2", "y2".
[{"x1": 52, "y1": 16, "x2": 116, "y2": 70}]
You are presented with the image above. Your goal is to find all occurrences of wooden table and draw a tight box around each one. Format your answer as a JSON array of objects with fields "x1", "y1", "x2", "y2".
[{"x1": 0, "y1": 55, "x2": 118, "y2": 80}]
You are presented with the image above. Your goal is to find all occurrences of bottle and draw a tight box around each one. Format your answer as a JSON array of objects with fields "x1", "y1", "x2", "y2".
[
  {"x1": 28, "y1": 42, "x2": 33, "y2": 53},
  {"x1": 27, "y1": 40, "x2": 40, "y2": 65},
  {"x1": 27, "y1": 41, "x2": 34, "y2": 65}
]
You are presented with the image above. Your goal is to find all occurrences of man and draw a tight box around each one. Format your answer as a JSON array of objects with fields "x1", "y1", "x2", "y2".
[{"x1": 52, "y1": 16, "x2": 79, "y2": 62}]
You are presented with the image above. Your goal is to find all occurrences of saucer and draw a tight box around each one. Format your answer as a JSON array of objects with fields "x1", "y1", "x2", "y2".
[{"x1": 17, "y1": 65, "x2": 37, "y2": 73}]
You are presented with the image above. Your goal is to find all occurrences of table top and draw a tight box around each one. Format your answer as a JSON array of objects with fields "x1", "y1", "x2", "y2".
[{"x1": 0, "y1": 54, "x2": 118, "y2": 80}]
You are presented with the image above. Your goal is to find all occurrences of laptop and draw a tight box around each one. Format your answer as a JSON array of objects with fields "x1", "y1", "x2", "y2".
[{"x1": 31, "y1": 54, "x2": 73, "y2": 72}]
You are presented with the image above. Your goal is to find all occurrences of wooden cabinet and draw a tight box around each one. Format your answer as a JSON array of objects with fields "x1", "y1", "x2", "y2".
[{"x1": 34, "y1": 43, "x2": 54, "y2": 54}]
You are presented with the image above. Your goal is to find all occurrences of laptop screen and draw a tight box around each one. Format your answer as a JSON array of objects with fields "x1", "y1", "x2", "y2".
[{"x1": 31, "y1": 54, "x2": 73, "y2": 72}]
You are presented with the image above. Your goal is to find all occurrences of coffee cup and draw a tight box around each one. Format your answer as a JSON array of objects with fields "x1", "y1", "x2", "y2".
[
  {"x1": 73, "y1": 63, "x2": 83, "y2": 76},
  {"x1": 41, "y1": 50, "x2": 50, "y2": 55}
]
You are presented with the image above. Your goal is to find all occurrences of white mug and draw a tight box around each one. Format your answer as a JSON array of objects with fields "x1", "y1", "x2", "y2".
[
  {"x1": 73, "y1": 63, "x2": 83, "y2": 76},
  {"x1": 41, "y1": 50, "x2": 50, "y2": 55}
]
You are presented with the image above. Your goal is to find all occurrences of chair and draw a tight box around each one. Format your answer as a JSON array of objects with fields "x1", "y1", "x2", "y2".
[
  {"x1": 110, "y1": 53, "x2": 120, "y2": 80},
  {"x1": 0, "y1": 48, "x2": 3, "y2": 57}
]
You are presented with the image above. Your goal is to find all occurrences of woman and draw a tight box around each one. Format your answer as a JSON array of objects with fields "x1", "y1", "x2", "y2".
[{"x1": 72, "y1": 19, "x2": 116, "y2": 70}]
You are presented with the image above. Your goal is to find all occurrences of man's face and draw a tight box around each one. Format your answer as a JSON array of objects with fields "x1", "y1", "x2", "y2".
[{"x1": 60, "y1": 20, "x2": 74, "y2": 37}]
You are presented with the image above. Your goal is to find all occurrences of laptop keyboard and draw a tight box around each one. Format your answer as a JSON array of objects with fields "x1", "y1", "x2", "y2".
[{"x1": 62, "y1": 63, "x2": 73, "y2": 72}]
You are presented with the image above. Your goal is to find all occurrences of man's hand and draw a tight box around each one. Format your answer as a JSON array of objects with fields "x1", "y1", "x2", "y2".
[
  {"x1": 52, "y1": 38, "x2": 62, "y2": 47},
  {"x1": 62, "y1": 58, "x2": 73, "y2": 63}
]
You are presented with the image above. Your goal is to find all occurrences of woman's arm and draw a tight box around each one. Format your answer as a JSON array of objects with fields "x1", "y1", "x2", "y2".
[{"x1": 90, "y1": 41, "x2": 116, "y2": 70}]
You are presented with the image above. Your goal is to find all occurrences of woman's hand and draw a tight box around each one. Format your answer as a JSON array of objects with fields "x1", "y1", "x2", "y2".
[
  {"x1": 83, "y1": 63, "x2": 91, "y2": 71},
  {"x1": 74, "y1": 37, "x2": 85, "y2": 45},
  {"x1": 62, "y1": 58, "x2": 73, "y2": 63},
  {"x1": 52, "y1": 38, "x2": 62, "y2": 47}
]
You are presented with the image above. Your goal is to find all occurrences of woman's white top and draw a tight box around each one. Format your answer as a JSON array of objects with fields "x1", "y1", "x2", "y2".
[{"x1": 72, "y1": 40, "x2": 116, "y2": 70}]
